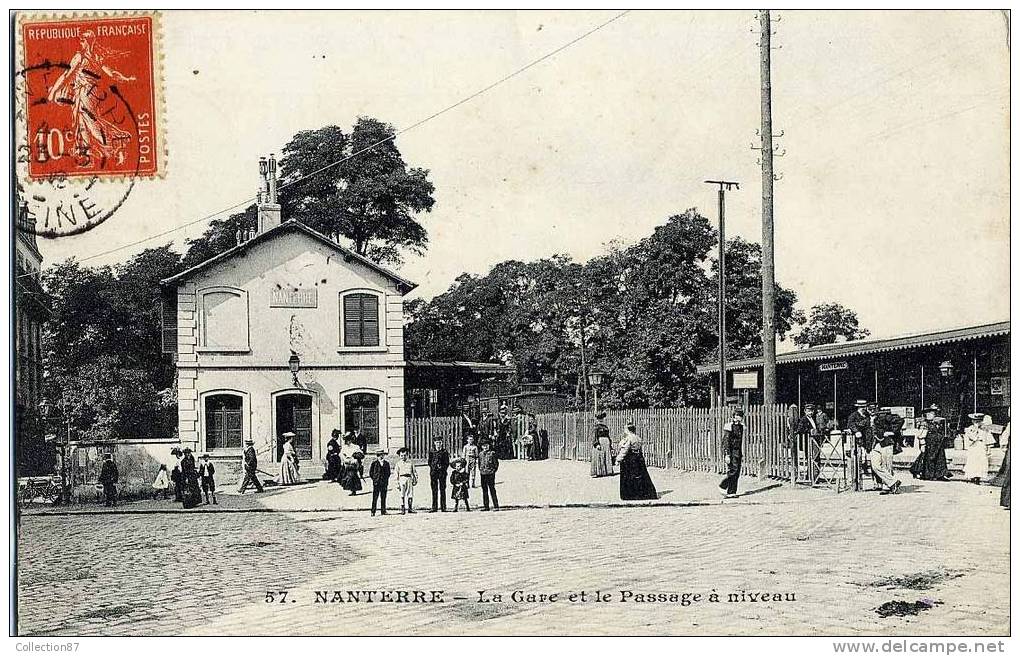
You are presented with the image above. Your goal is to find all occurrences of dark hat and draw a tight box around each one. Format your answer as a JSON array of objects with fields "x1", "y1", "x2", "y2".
[
  {"x1": 170, "y1": 447, "x2": 182, "y2": 456},
  {"x1": 733, "y1": 409, "x2": 745, "y2": 417},
  {"x1": 451, "y1": 456, "x2": 466, "y2": 466},
  {"x1": 595, "y1": 411, "x2": 607, "y2": 420},
  {"x1": 201, "y1": 453, "x2": 210, "y2": 459},
  {"x1": 396, "y1": 447, "x2": 410, "y2": 455},
  {"x1": 803, "y1": 402, "x2": 816, "y2": 410},
  {"x1": 626, "y1": 419, "x2": 636, "y2": 429},
  {"x1": 479, "y1": 439, "x2": 492, "y2": 447},
  {"x1": 244, "y1": 438, "x2": 254, "y2": 445},
  {"x1": 183, "y1": 447, "x2": 193, "y2": 454}
]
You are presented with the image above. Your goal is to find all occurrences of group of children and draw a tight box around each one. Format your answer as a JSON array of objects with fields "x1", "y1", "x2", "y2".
[
  {"x1": 151, "y1": 451, "x2": 219, "y2": 506},
  {"x1": 364, "y1": 438, "x2": 487, "y2": 516}
]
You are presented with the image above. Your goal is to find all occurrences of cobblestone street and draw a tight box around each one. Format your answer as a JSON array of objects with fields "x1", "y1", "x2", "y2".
[{"x1": 16, "y1": 461, "x2": 1010, "y2": 636}]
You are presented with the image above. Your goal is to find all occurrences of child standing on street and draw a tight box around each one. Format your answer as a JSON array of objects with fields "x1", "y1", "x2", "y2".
[
  {"x1": 395, "y1": 447, "x2": 418, "y2": 514},
  {"x1": 462, "y1": 434, "x2": 480, "y2": 488},
  {"x1": 152, "y1": 464, "x2": 170, "y2": 500},
  {"x1": 450, "y1": 457, "x2": 470, "y2": 512},
  {"x1": 199, "y1": 454, "x2": 217, "y2": 505}
]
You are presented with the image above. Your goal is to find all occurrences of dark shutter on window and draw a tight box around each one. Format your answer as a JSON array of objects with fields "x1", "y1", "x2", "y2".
[
  {"x1": 160, "y1": 293, "x2": 178, "y2": 354},
  {"x1": 205, "y1": 395, "x2": 243, "y2": 450},
  {"x1": 342, "y1": 293, "x2": 380, "y2": 347},
  {"x1": 343, "y1": 294, "x2": 363, "y2": 346},
  {"x1": 361, "y1": 294, "x2": 379, "y2": 346}
]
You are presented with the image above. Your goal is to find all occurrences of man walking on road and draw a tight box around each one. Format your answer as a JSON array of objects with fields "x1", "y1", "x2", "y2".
[
  {"x1": 238, "y1": 438, "x2": 264, "y2": 494},
  {"x1": 871, "y1": 408, "x2": 903, "y2": 494},
  {"x1": 719, "y1": 409, "x2": 745, "y2": 498},
  {"x1": 99, "y1": 452, "x2": 119, "y2": 507},
  {"x1": 428, "y1": 437, "x2": 451, "y2": 512},
  {"x1": 478, "y1": 439, "x2": 500, "y2": 511}
]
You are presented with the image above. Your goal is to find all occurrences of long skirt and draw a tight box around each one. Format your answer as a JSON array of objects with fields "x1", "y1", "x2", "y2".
[
  {"x1": 181, "y1": 474, "x2": 203, "y2": 509},
  {"x1": 910, "y1": 433, "x2": 951, "y2": 480},
  {"x1": 339, "y1": 464, "x2": 363, "y2": 492},
  {"x1": 278, "y1": 457, "x2": 300, "y2": 485},
  {"x1": 964, "y1": 443, "x2": 989, "y2": 480},
  {"x1": 619, "y1": 452, "x2": 657, "y2": 500},
  {"x1": 324, "y1": 454, "x2": 342, "y2": 481},
  {"x1": 590, "y1": 438, "x2": 615, "y2": 477}
]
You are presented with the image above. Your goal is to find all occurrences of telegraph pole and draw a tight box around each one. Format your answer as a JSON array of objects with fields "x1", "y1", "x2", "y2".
[
  {"x1": 705, "y1": 180, "x2": 739, "y2": 406},
  {"x1": 759, "y1": 9, "x2": 778, "y2": 405}
]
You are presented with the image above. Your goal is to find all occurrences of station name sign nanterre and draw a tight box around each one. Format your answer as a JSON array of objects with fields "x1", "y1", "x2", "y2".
[{"x1": 818, "y1": 361, "x2": 849, "y2": 372}]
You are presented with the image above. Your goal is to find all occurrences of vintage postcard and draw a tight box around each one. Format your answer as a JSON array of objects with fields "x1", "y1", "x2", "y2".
[{"x1": 9, "y1": 8, "x2": 1012, "y2": 646}]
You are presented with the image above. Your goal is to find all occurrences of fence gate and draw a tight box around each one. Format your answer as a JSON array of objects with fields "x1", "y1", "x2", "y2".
[{"x1": 797, "y1": 430, "x2": 854, "y2": 492}]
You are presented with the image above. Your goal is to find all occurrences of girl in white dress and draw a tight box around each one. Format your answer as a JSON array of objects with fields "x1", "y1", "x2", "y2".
[{"x1": 963, "y1": 413, "x2": 992, "y2": 484}]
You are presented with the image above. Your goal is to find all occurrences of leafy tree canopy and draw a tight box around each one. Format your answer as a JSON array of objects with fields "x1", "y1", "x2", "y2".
[{"x1": 793, "y1": 302, "x2": 870, "y2": 348}]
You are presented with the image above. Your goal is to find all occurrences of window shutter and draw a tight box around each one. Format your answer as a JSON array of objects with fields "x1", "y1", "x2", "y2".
[
  {"x1": 362, "y1": 294, "x2": 379, "y2": 346},
  {"x1": 160, "y1": 294, "x2": 178, "y2": 354},
  {"x1": 224, "y1": 406, "x2": 243, "y2": 449},
  {"x1": 343, "y1": 294, "x2": 363, "y2": 346}
]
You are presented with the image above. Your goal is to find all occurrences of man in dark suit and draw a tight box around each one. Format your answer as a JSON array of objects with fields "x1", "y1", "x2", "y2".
[
  {"x1": 478, "y1": 440, "x2": 500, "y2": 511},
  {"x1": 369, "y1": 450, "x2": 391, "y2": 516},
  {"x1": 845, "y1": 400, "x2": 873, "y2": 450},
  {"x1": 427, "y1": 437, "x2": 451, "y2": 512},
  {"x1": 238, "y1": 438, "x2": 264, "y2": 494},
  {"x1": 98, "y1": 453, "x2": 119, "y2": 507}
]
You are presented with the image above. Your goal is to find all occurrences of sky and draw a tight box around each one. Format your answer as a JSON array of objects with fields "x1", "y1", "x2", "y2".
[{"x1": 29, "y1": 10, "x2": 1010, "y2": 344}]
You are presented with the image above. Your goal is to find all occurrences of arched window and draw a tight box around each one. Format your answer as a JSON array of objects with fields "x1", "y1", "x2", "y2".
[
  {"x1": 204, "y1": 394, "x2": 243, "y2": 450},
  {"x1": 340, "y1": 290, "x2": 383, "y2": 348},
  {"x1": 343, "y1": 391, "x2": 381, "y2": 446},
  {"x1": 198, "y1": 287, "x2": 249, "y2": 351}
]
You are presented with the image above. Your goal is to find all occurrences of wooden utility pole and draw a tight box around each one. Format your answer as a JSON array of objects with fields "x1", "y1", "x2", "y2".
[
  {"x1": 759, "y1": 9, "x2": 778, "y2": 405},
  {"x1": 705, "y1": 180, "x2": 740, "y2": 406}
]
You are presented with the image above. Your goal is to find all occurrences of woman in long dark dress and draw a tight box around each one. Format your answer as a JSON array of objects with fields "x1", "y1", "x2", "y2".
[
  {"x1": 179, "y1": 448, "x2": 203, "y2": 509},
  {"x1": 338, "y1": 436, "x2": 364, "y2": 495},
  {"x1": 614, "y1": 421, "x2": 658, "y2": 500},
  {"x1": 323, "y1": 429, "x2": 342, "y2": 482},
  {"x1": 910, "y1": 405, "x2": 952, "y2": 481},
  {"x1": 991, "y1": 424, "x2": 1010, "y2": 509}
]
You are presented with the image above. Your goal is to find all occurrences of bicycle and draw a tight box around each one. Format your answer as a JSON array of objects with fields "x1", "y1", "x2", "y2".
[{"x1": 17, "y1": 476, "x2": 62, "y2": 510}]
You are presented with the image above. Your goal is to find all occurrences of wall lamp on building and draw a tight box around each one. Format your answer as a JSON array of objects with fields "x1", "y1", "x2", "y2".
[
  {"x1": 939, "y1": 360, "x2": 954, "y2": 379},
  {"x1": 288, "y1": 351, "x2": 301, "y2": 386}
]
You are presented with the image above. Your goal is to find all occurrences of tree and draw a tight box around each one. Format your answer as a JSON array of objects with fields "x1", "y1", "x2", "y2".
[
  {"x1": 793, "y1": 302, "x2": 870, "y2": 348},
  {"x1": 279, "y1": 117, "x2": 435, "y2": 265},
  {"x1": 42, "y1": 246, "x2": 181, "y2": 441},
  {"x1": 405, "y1": 209, "x2": 807, "y2": 409}
]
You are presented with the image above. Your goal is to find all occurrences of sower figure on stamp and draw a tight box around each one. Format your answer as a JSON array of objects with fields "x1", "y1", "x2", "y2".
[
  {"x1": 370, "y1": 449, "x2": 391, "y2": 516},
  {"x1": 99, "y1": 452, "x2": 119, "y2": 507},
  {"x1": 718, "y1": 409, "x2": 744, "y2": 498},
  {"x1": 395, "y1": 447, "x2": 418, "y2": 514},
  {"x1": 238, "y1": 439, "x2": 264, "y2": 494},
  {"x1": 478, "y1": 439, "x2": 500, "y2": 511},
  {"x1": 428, "y1": 437, "x2": 451, "y2": 512}
]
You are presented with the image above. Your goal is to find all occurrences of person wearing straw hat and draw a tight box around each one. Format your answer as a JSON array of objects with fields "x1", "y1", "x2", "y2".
[
  {"x1": 615, "y1": 419, "x2": 658, "y2": 500},
  {"x1": 277, "y1": 432, "x2": 301, "y2": 486},
  {"x1": 963, "y1": 412, "x2": 993, "y2": 484},
  {"x1": 394, "y1": 447, "x2": 418, "y2": 514},
  {"x1": 590, "y1": 411, "x2": 614, "y2": 478},
  {"x1": 910, "y1": 405, "x2": 952, "y2": 481}
]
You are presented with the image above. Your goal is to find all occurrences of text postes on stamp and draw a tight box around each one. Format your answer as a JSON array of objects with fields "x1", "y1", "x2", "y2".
[{"x1": 20, "y1": 13, "x2": 160, "y2": 180}]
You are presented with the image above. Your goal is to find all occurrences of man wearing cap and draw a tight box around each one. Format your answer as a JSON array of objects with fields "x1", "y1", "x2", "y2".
[
  {"x1": 239, "y1": 439, "x2": 264, "y2": 494},
  {"x1": 369, "y1": 449, "x2": 391, "y2": 516},
  {"x1": 846, "y1": 401, "x2": 874, "y2": 486},
  {"x1": 428, "y1": 436, "x2": 451, "y2": 512},
  {"x1": 718, "y1": 409, "x2": 745, "y2": 498},
  {"x1": 478, "y1": 439, "x2": 500, "y2": 511}
]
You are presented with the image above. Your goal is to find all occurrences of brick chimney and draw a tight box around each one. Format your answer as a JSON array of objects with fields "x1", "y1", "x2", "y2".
[{"x1": 256, "y1": 154, "x2": 282, "y2": 233}]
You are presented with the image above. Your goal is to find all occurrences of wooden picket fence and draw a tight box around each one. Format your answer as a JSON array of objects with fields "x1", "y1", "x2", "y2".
[
  {"x1": 406, "y1": 405, "x2": 797, "y2": 481},
  {"x1": 404, "y1": 415, "x2": 464, "y2": 463}
]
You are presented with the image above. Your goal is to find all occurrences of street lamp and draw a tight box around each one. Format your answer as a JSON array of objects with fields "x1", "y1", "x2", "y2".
[
  {"x1": 288, "y1": 351, "x2": 301, "y2": 386},
  {"x1": 586, "y1": 371, "x2": 605, "y2": 415},
  {"x1": 939, "y1": 360, "x2": 954, "y2": 379}
]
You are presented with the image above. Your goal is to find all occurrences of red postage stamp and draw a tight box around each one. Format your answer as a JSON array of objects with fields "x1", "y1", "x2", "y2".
[{"x1": 19, "y1": 13, "x2": 161, "y2": 179}]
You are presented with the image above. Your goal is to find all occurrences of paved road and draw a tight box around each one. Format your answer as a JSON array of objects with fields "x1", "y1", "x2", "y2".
[{"x1": 15, "y1": 461, "x2": 1009, "y2": 636}]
